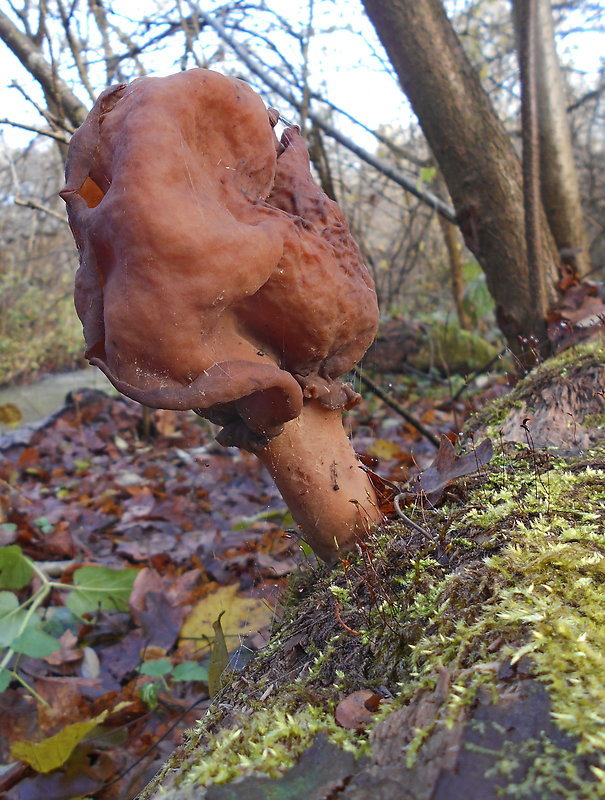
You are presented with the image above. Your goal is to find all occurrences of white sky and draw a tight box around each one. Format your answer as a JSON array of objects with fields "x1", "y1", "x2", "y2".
[{"x1": 0, "y1": 0, "x2": 602, "y2": 150}]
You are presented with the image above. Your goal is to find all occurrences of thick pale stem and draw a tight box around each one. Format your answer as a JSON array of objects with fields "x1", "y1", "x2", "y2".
[{"x1": 255, "y1": 399, "x2": 382, "y2": 562}]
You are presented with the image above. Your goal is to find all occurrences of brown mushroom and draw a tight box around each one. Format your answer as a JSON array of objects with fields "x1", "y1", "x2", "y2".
[{"x1": 60, "y1": 68, "x2": 381, "y2": 562}]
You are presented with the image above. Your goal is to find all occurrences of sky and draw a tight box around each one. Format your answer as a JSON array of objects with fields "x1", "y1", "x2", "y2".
[{"x1": 0, "y1": 0, "x2": 602, "y2": 151}]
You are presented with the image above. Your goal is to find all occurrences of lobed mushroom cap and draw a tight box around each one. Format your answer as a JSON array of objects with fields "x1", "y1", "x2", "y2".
[{"x1": 61, "y1": 69, "x2": 379, "y2": 449}]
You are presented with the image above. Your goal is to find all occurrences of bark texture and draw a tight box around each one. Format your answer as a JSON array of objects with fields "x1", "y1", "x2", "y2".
[
  {"x1": 515, "y1": 0, "x2": 549, "y2": 321},
  {"x1": 533, "y1": 0, "x2": 590, "y2": 276},
  {"x1": 361, "y1": 0, "x2": 560, "y2": 359},
  {"x1": 438, "y1": 216, "x2": 472, "y2": 331}
]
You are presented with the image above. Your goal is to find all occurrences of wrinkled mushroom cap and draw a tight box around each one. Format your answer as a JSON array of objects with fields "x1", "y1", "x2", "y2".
[{"x1": 61, "y1": 69, "x2": 379, "y2": 449}]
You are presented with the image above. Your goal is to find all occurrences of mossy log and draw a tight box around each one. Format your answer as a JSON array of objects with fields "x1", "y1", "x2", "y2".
[
  {"x1": 139, "y1": 337, "x2": 605, "y2": 800},
  {"x1": 364, "y1": 319, "x2": 501, "y2": 375}
]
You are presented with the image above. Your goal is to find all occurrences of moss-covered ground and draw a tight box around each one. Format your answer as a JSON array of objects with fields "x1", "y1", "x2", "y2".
[
  {"x1": 139, "y1": 338, "x2": 605, "y2": 799},
  {"x1": 139, "y1": 437, "x2": 605, "y2": 800}
]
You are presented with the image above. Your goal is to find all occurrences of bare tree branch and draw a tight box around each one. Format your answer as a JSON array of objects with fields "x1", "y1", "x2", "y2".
[
  {"x1": 0, "y1": 7, "x2": 88, "y2": 128},
  {"x1": 56, "y1": 0, "x2": 96, "y2": 103},
  {"x1": 14, "y1": 196, "x2": 68, "y2": 223},
  {"x1": 197, "y1": 9, "x2": 456, "y2": 223},
  {"x1": 0, "y1": 117, "x2": 70, "y2": 144}
]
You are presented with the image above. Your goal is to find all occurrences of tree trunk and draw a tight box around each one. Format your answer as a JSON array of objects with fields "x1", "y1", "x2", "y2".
[
  {"x1": 361, "y1": 0, "x2": 560, "y2": 361},
  {"x1": 533, "y1": 0, "x2": 591, "y2": 277},
  {"x1": 438, "y1": 216, "x2": 472, "y2": 331},
  {"x1": 515, "y1": 0, "x2": 550, "y2": 326}
]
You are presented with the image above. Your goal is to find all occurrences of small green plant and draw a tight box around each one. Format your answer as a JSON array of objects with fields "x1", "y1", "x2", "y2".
[
  {"x1": 0, "y1": 545, "x2": 139, "y2": 702},
  {"x1": 137, "y1": 657, "x2": 209, "y2": 709}
]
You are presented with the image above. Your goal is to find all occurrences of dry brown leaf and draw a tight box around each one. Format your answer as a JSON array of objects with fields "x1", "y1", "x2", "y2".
[
  {"x1": 410, "y1": 435, "x2": 493, "y2": 503},
  {"x1": 335, "y1": 689, "x2": 383, "y2": 730},
  {"x1": 43, "y1": 630, "x2": 82, "y2": 666}
]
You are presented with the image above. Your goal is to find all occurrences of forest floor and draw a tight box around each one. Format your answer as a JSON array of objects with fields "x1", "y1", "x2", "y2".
[{"x1": 0, "y1": 366, "x2": 510, "y2": 800}]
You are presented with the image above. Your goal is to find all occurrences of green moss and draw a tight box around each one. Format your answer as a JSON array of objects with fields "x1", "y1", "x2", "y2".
[
  {"x1": 583, "y1": 413, "x2": 605, "y2": 429},
  {"x1": 473, "y1": 735, "x2": 604, "y2": 799},
  {"x1": 467, "y1": 335, "x2": 605, "y2": 440},
  {"x1": 181, "y1": 704, "x2": 365, "y2": 788},
  {"x1": 143, "y1": 439, "x2": 605, "y2": 799},
  {"x1": 392, "y1": 454, "x2": 605, "y2": 795},
  {"x1": 407, "y1": 322, "x2": 501, "y2": 374}
]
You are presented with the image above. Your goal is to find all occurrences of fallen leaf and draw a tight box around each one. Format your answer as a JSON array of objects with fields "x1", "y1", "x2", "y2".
[
  {"x1": 179, "y1": 583, "x2": 274, "y2": 654},
  {"x1": 558, "y1": 281, "x2": 605, "y2": 323},
  {"x1": 17, "y1": 447, "x2": 40, "y2": 469},
  {"x1": 80, "y1": 646, "x2": 101, "y2": 679},
  {"x1": 365, "y1": 438, "x2": 408, "y2": 461},
  {"x1": 34, "y1": 679, "x2": 92, "y2": 735},
  {"x1": 3, "y1": 770, "x2": 101, "y2": 800},
  {"x1": 152, "y1": 409, "x2": 179, "y2": 437},
  {"x1": 43, "y1": 630, "x2": 82, "y2": 666},
  {"x1": 11, "y1": 709, "x2": 110, "y2": 773},
  {"x1": 137, "y1": 592, "x2": 185, "y2": 650},
  {"x1": 0, "y1": 403, "x2": 23, "y2": 426},
  {"x1": 115, "y1": 487, "x2": 156, "y2": 528},
  {"x1": 208, "y1": 612, "x2": 230, "y2": 698},
  {"x1": 410, "y1": 435, "x2": 493, "y2": 503},
  {"x1": 335, "y1": 689, "x2": 383, "y2": 730}
]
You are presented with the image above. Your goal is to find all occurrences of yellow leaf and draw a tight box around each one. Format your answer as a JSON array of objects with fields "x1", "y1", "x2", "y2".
[
  {"x1": 366, "y1": 438, "x2": 405, "y2": 461},
  {"x1": 208, "y1": 611, "x2": 231, "y2": 698},
  {"x1": 179, "y1": 583, "x2": 273, "y2": 653},
  {"x1": 10, "y1": 710, "x2": 110, "y2": 773},
  {"x1": 0, "y1": 403, "x2": 23, "y2": 427}
]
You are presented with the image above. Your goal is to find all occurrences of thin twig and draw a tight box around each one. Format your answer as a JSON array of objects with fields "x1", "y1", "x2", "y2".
[
  {"x1": 0, "y1": 118, "x2": 70, "y2": 143},
  {"x1": 353, "y1": 366, "x2": 440, "y2": 447},
  {"x1": 14, "y1": 197, "x2": 68, "y2": 223},
  {"x1": 34, "y1": 559, "x2": 77, "y2": 577},
  {"x1": 393, "y1": 495, "x2": 434, "y2": 542},
  {"x1": 451, "y1": 347, "x2": 508, "y2": 402},
  {"x1": 196, "y1": 10, "x2": 456, "y2": 223},
  {"x1": 100, "y1": 694, "x2": 208, "y2": 791},
  {"x1": 334, "y1": 598, "x2": 361, "y2": 636}
]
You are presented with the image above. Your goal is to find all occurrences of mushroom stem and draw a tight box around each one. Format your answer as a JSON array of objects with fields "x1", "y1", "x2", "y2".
[{"x1": 255, "y1": 399, "x2": 382, "y2": 562}]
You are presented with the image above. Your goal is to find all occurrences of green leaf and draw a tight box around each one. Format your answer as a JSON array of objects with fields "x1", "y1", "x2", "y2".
[
  {"x1": 299, "y1": 540, "x2": 314, "y2": 558},
  {"x1": 418, "y1": 165, "x2": 437, "y2": 185},
  {"x1": 171, "y1": 661, "x2": 209, "y2": 683},
  {"x1": 0, "y1": 523, "x2": 17, "y2": 535},
  {"x1": 0, "y1": 546, "x2": 34, "y2": 590},
  {"x1": 11, "y1": 628, "x2": 62, "y2": 658},
  {"x1": 0, "y1": 667, "x2": 11, "y2": 692},
  {"x1": 0, "y1": 591, "x2": 28, "y2": 647},
  {"x1": 138, "y1": 658, "x2": 172, "y2": 677},
  {"x1": 140, "y1": 681, "x2": 160, "y2": 710},
  {"x1": 232, "y1": 508, "x2": 294, "y2": 531},
  {"x1": 11, "y1": 710, "x2": 110, "y2": 773},
  {"x1": 66, "y1": 566, "x2": 139, "y2": 618},
  {"x1": 0, "y1": 590, "x2": 19, "y2": 615},
  {"x1": 34, "y1": 517, "x2": 53, "y2": 535},
  {"x1": 43, "y1": 605, "x2": 79, "y2": 638}
]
